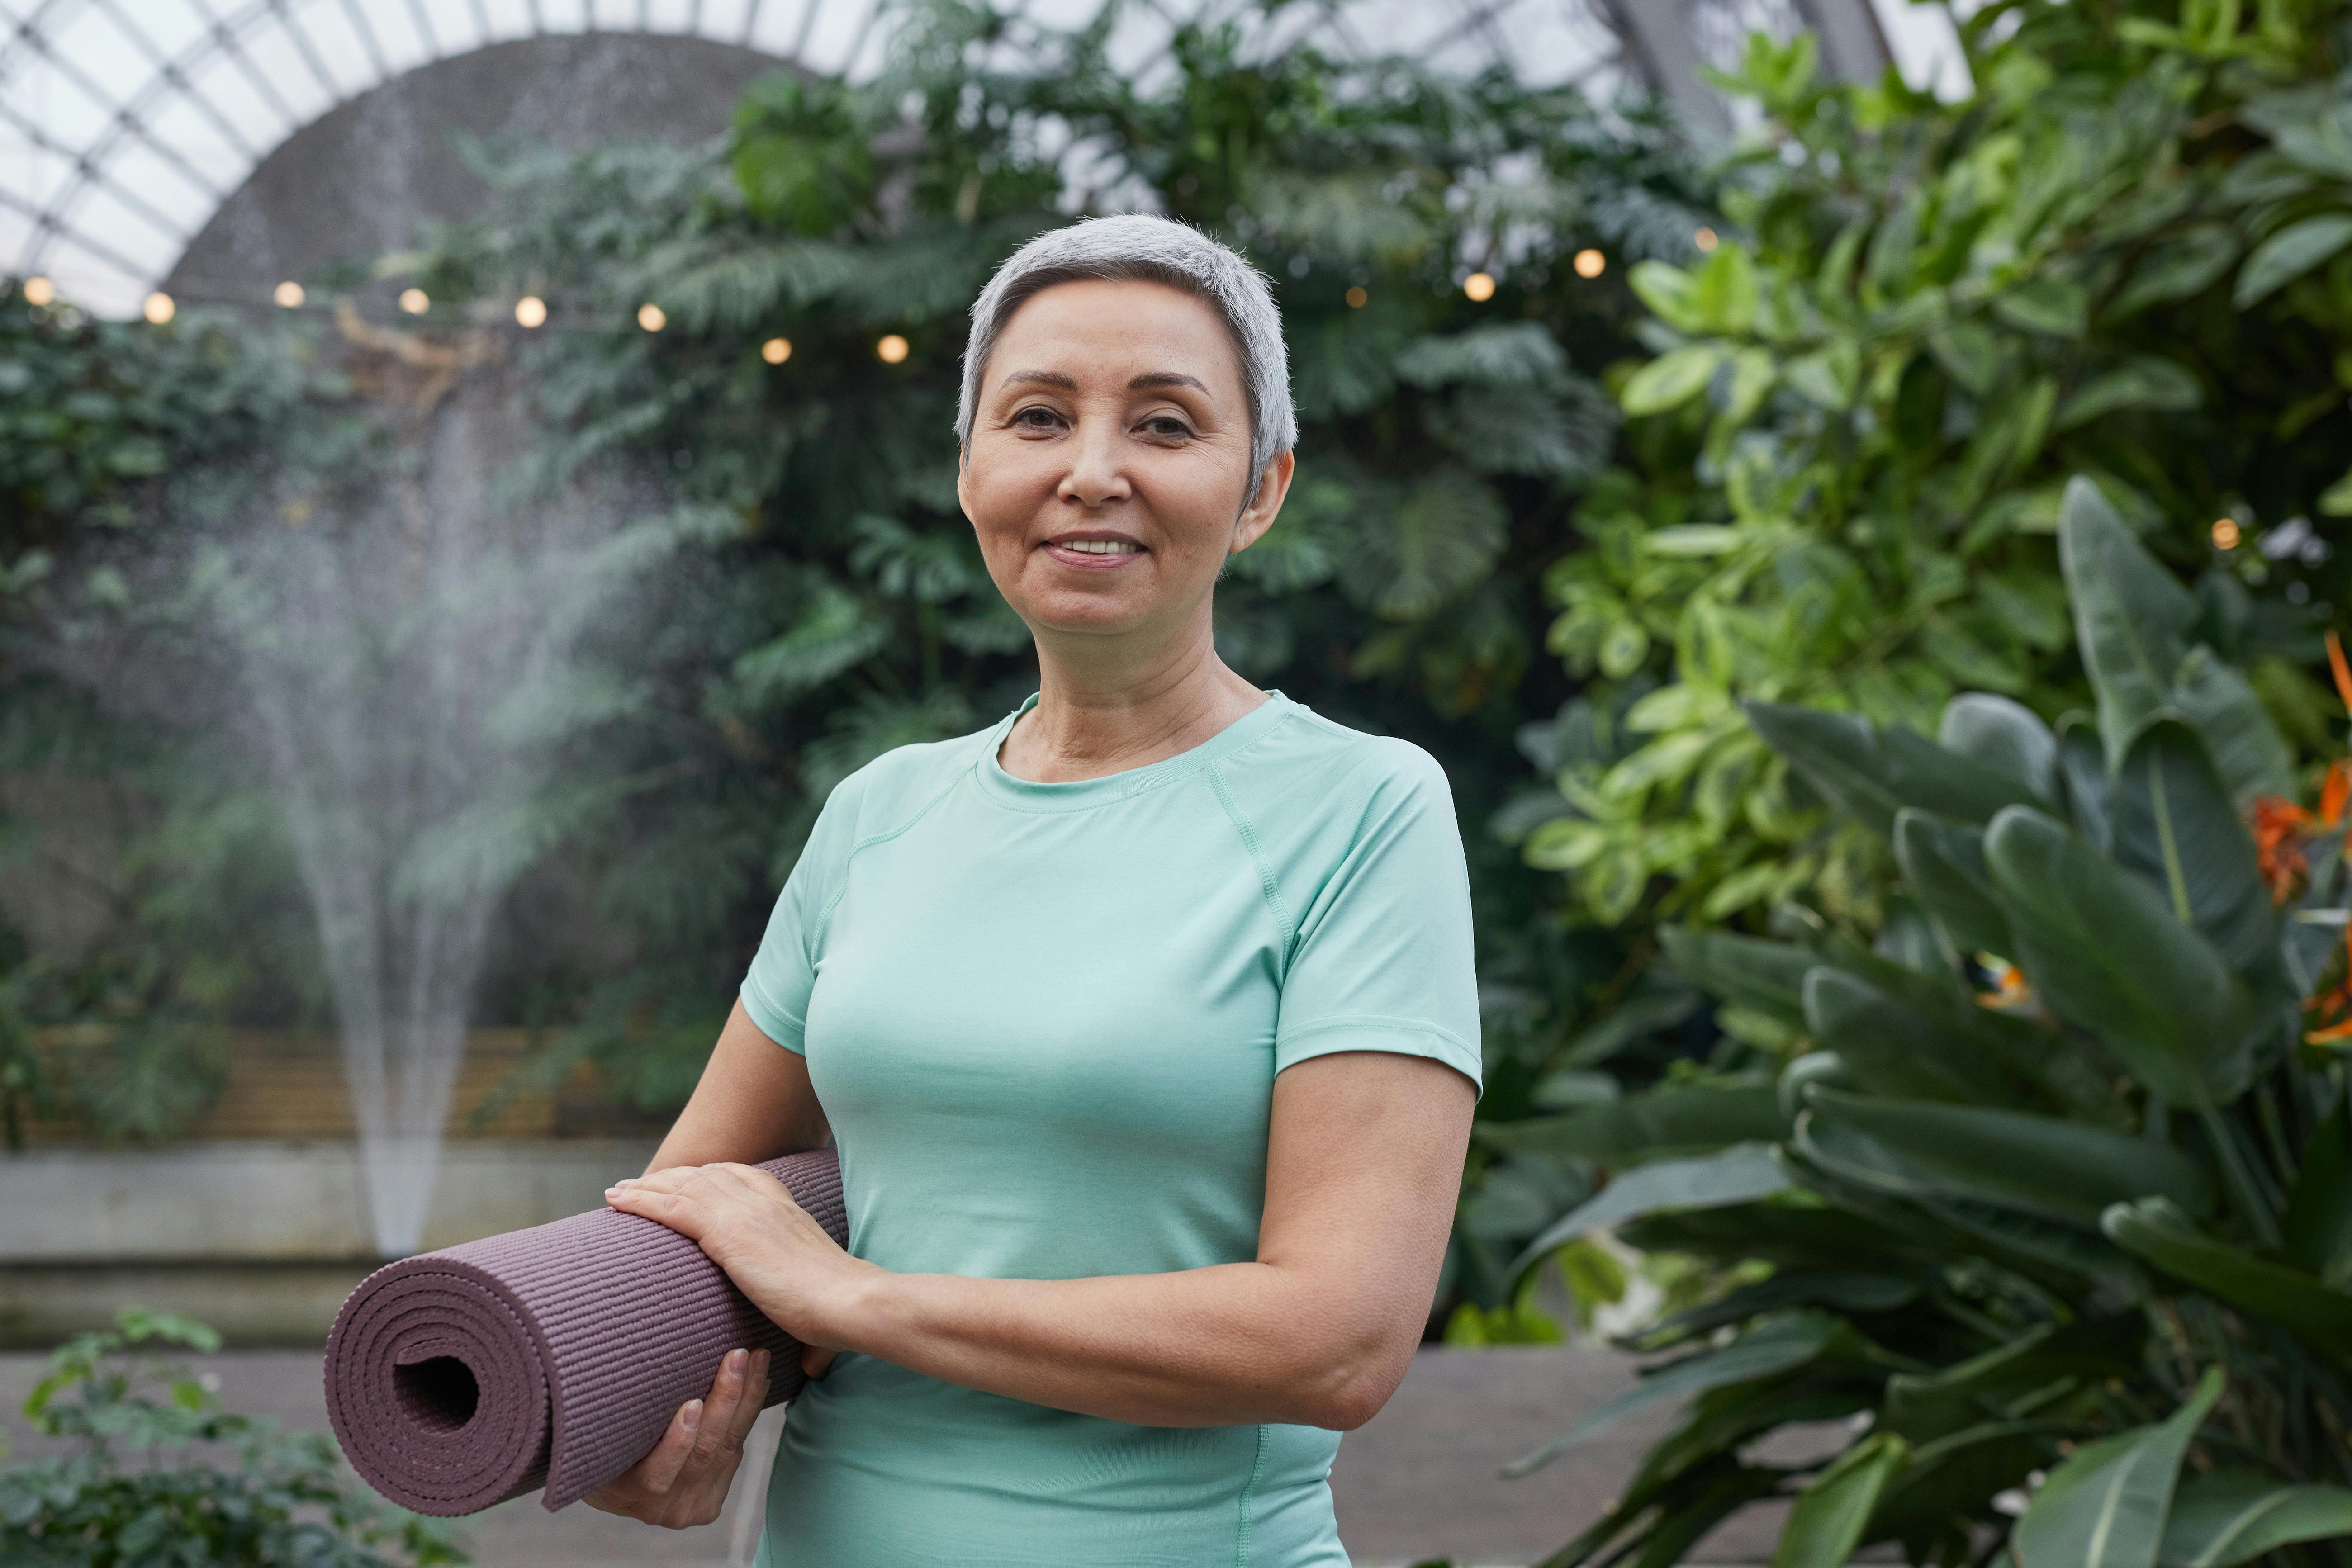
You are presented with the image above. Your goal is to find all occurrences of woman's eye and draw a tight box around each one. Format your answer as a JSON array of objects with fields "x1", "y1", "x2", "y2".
[
  {"x1": 1012, "y1": 407, "x2": 1062, "y2": 429},
  {"x1": 1142, "y1": 417, "x2": 1191, "y2": 439}
]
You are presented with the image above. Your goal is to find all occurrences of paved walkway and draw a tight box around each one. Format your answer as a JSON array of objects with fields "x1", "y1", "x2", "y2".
[{"x1": 1, "y1": 1347, "x2": 1792, "y2": 1566}]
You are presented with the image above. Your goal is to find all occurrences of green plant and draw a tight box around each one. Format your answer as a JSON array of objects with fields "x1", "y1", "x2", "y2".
[
  {"x1": 1486, "y1": 478, "x2": 2352, "y2": 1566},
  {"x1": 0, "y1": 1308, "x2": 466, "y2": 1568},
  {"x1": 1520, "y1": 0, "x2": 2352, "y2": 947}
]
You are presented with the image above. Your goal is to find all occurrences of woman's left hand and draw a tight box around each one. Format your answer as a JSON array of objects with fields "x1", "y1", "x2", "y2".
[{"x1": 604, "y1": 1162, "x2": 873, "y2": 1379}]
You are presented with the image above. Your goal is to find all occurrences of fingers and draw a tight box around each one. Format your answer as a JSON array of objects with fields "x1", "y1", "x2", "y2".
[
  {"x1": 694, "y1": 1347, "x2": 756, "y2": 1462},
  {"x1": 723, "y1": 1349, "x2": 772, "y2": 1449},
  {"x1": 802, "y1": 1344, "x2": 837, "y2": 1381}
]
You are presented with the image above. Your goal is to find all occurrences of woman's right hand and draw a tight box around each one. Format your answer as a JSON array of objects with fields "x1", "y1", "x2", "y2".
[{"x1": 583, "y1": 1346, "x2": 772, "y2": 1528}]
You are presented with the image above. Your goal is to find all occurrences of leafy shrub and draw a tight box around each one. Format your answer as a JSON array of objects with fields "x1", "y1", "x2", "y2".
[
  {"x1": 1488, "y1": 480, "x2": 2352, "y2": 1566},
  {"x1": 0, "y1": 1309, "x2": 465, "y2": 1568},
  {"x1": 1522, "y1": 0, "x2": 2352, "y2": 942}
]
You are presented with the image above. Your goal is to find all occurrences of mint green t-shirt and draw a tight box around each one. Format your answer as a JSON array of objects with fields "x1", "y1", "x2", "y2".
[{"x1": 739, "y1": 690, "x2": 1480, "y2": 1568}]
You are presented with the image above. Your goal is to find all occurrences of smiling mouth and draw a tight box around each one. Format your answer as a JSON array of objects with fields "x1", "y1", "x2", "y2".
[
  {"x1": 1041, "y1": 534, "x2": 1147, "y2": 567},
  {"x1": 1047, "y1": 536, "x2": 1144, "y2": 555}
]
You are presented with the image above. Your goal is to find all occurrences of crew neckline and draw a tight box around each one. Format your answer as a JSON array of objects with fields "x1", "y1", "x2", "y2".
[{"x1": 976, "y1": 689, "x2": 1296, "y2": 810}]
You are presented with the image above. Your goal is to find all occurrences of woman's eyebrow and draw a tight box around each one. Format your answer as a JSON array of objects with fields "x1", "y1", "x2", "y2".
[
  {"x1": 1001, "y1": 370, "x2": 1078, "y2": 390},
  {"x1": 1129, "y1": 372, "x2": 1209, "y2": 393}
]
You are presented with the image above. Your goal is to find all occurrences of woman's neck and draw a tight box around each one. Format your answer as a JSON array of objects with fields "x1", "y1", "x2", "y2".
[{"x1": 1000, "y1": 621, "x2": 1267, "y2": 784}]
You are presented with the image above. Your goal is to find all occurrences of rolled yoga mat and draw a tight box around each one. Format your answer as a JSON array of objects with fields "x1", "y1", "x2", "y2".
[{"x1": 323, "y1": 1147, "x2": 846, "y2": 1516}]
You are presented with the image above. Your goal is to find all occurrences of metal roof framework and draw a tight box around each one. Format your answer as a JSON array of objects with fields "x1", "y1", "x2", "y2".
[{"x1": 0, "y1": 0, "x2": 1949, "y2": 316}]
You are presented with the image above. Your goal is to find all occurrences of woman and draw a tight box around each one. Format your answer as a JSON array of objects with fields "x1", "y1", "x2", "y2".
[{"x1": 590, "y1": 213, "x2": 1479, "y2": 1565}]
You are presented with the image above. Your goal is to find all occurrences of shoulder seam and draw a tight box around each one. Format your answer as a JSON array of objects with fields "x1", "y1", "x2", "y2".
[
  {"x1": 809, "y1": 759, "x2": 977, "y2": 953},
  {"x1": 1206, "y1": 759, "x2": 1295, "y2": 959}
]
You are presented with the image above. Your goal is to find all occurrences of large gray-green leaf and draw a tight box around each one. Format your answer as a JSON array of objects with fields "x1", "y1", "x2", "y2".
[
  {"x1": 1985, "y1": 806, "x2": 2258, "y2": 1105},
  {"x1": 1801, "y1": 968, "x2": 2022, "y2": 1105},
  {"x1": 1771, "y1": 1433, "x2": 1909, "y2": 1568},
  {"x1": 2168, "y1": 647, "x2": 2296, "y2": 804},
  {"x1": 2013, "y1": 1369, "x2": 2224, "y2": 1568},
  {"x1": 2103, "y1": 1198, "x2": 2352, "y2": 1359},
  {"x1": 2233, "y1": 213, "x2": 2352, "y2": 308},
  {"x1": 1746, "y1": 703, "x2": 2044, "y2": 835},
  {"x1": 2108, "y1": 718, "x2": 2277, "y2": 980},
  {"x1": 2157, "y1": 1469, "x2": 2352, "y2": 1566},
  {"x1": 1895, "y1": 810, "x2": 2010, "y2": 958},
  {"x1": 1801, "y1": 1088, "x2": 2214, "y2": 1227},
  {"x1": 1939, "y1": 693, "x2": 2058, "y2": 800},
  {"x1": 1658, "y1": 927, "x2": 1816, "y2": 1027},
  {"x1": 2056, "y1": 712, "x2": 2114, "y2": 853},
  {"x1": 1504, "y1": 1312, "x2": 1840, "y2": 1476},
  {"x1": 1507, "y1": 1143, "x2": 1791, "y2": 1276},
  {"x1": 1481, "y1": 1084, "x2": 1786, "y2": 1161},
  {"x1": 2059, "y1": 478, "x2": 2196, "y2": 770}
]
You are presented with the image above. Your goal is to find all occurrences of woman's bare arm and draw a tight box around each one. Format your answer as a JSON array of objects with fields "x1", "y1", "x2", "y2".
[
  {"x1": 643, "y1": 999, "x2": 830, "y2": 1175},
  {"x1": 608, "y1": 1049, "x2": 1474, "y2": 1432}
]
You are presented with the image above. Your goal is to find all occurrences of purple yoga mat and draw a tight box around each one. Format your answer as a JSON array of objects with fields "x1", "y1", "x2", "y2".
[{"x1": 323, "y1": 1147, "x2": 845, "y2": 1516}]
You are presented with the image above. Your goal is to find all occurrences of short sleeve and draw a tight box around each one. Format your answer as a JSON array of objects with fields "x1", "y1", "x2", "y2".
[
  {"x1": 1273, "y1": 746, "x2": 1482, "y2": 1095},
  {"x1": 740, "y1": 780, "x2": 865, "y2": 1053}
]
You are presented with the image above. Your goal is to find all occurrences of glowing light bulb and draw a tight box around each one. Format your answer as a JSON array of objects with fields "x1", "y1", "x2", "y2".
[
  {"x1": 23, "y1": 276, "x2": 54, "y2": 306},
  {"x1": 142, "y1": 292, "x2": 175, "y2": 324},
  {"x1": 1463, "y1": 272, "x2": 1496, "y2": 302},
  {"x1": 761, "y1": 336, "x2": 792, "y2": 364},
  {"x1": 1574, "y1": 249, "x2": 1606, "y2": 279},
  {"x1": 1694, "y1": 227, "x2": 1720, "y2": 252},
  {"x1": 2212, "y1": 518, "x2": 2241, "y2": 549},
  {"x1": 273, "y1": 280, "x2": 304, "y2": 308},
  {"x1": 877, "y1": 333, "x2": 910, "y2": 364},
  {"x1": 637, "y1": 303, "x2": 666, "y2": 332},
  {"x1": 514, "y1": 295, "x2": 547, "y2": 328},
  {"x1": 1345, "y1": 286, "x2": 1367, "y2": 308},
  {"x1": 398, "y1": 288, "x2": 429, "y2": 314}
]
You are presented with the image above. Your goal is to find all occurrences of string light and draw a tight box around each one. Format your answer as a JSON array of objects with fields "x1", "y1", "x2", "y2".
[
  {"x1": 273, "y1": 281, "x2": 304, "y2": 308},
  {"x1": 1694, "y1": 227, "x2": 1720, "y2": 252},
  {"x1": 514, "y1": 295, "x2": 547, "y2": 328},
  {"x1": 2212, "y1": 518, "x2": 2241, "y2": 549},
  {"x1": 637, "y1": 303, "x2": 666, "y2": 332},
  {"x1": 877, "y1": 333, "x2": 910, "y2": 364},
  {"x1": 761, "y1": 337, "x2": 792, "y2": 364},
  {"x1": 1574, "y1": 249, "x2": 1606, "y2": 279},
  {"x1": 398, "y1": 288, "x2": 429, "y2": 314},
  {"x1": 23, "y1": 276, "x2": 54, "y2": 306},
  {"x1": 1463, "y1": 272, "x2": 1496, "y2": 302},
  {"x1": 1345, "y1": 285, "x2": 1367, "y2": 308},
  {"x1": 142, "y1": 292, "x2": 175, "y2": 324}
]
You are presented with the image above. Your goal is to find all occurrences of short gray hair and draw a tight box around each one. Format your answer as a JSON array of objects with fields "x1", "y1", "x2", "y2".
[{"x1": 956, "y1": 214, "x2": 1298, "y2": 481}]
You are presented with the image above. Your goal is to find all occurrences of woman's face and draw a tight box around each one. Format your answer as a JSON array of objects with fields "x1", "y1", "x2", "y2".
[{"x1": 957, "y1": 279, "x2": 1292, "y2": 647}]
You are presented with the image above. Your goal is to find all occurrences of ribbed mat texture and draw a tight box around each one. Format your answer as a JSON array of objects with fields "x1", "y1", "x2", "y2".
[{"x1": 323, "y1": 1147, "x2": 847, "y2": 1516}]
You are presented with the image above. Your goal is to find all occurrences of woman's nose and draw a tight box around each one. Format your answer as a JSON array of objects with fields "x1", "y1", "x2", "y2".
[{"x1": 1055, "y1": 420, "x2": 1133, "y2": 508}]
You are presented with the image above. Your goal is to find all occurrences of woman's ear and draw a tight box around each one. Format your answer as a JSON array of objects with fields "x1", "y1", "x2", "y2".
[
  {"x1": 955, "y1": 444, "x2": 972, "y2": 523},
  {"x1": 1229, "y1": 450, "x2": 1296, "y2": 555}
]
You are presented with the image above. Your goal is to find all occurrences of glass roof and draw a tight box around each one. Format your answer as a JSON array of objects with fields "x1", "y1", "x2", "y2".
[{"x1": 0, "y1": 0, "x2": 1954, "y2": 316}]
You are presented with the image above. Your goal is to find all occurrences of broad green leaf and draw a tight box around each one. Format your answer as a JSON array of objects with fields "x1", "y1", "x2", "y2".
[
  {"x1": 2282, "y1": 1106, "x2": 2352, "y2": 1287},
  {"x1": 1628, "y1": 259, "x2": 1705, "y2": 333},
  {"x1": 2057, "y1": 357, "x2": 2204, "y2": 430},
  {"x1": 1938, "y1": 693, "x2": 2057, "y2": 800},
  {"x1": 1659, "y1": 926, "x2": 1815, "y2": 1026},
  {"x1": 2234, "y1": 213, "x2": 2352, "y2": 308},
  {"x1": 2168, "y1": 647, "x2": 2296, "y2": 804},
  {"x1": 1481, "y1": 1084, "x2": 1786, "y2": 1161},
  {"x1": 1993, "y1": 276, "x2": 2089, "y2": 337},
  {"x1": 1801, "y1": 1088, "x2": 2214, "y2": 1227},
  {"x1": 1507, "y1": 1143, "x2": 1792, "y2": 1276},
  {"x1": 2014, "y1": 1368, "x2": 2225, "y2": 1568},
  {"x1": 2112, "y1": 227, "x2": 2238, "y2": 316},
  {"x1": 2056, "y1": 712, "x2": 2114, "y2": 853},
  {"x1": 2158, "y1": 1469, "x2": 2352, "y2": 1566},
  {"x1": 1801, "y1": 968, "x2": 2023, "y2": 1105},
  {"x1": 1772, "y1": 1433, "x2": 1909, "y2": 1568},
  {"x1": 1895, "y1": 809, "x2": 2010, "y2": 958},
  {"x1": 1631, "y1": 1270, "x2": 1920, "y2": 1349},
  {"x1": 1985, "y1": 806, "x2": 2258, "y2": 1106},
  {"x1": 2108, "y1": 718, "x2": 2277, "y2": 978},
  {"x1": 1693, "y1": 244, "x2": 1760, "y2": 333},
  {"x1": 1882, "y1": 1318, "x2": 2142, "y2": 1444},
  {"x1": 1746, "y1": 703, "x2": 2042, "y2": 836},
  {"x1": 2059, "y1": 477, "x2": 2196, "y2": 770},
  {"x1": 2103, "y1": 1198, "x2": 2352, "y2": 1358},
  {"x1": 1622, "y1": 345, "x2": 1726, "y2": 415},
  {"x1": 1504, "y1": 1312, "x2": 1840, "y2": 1476}
]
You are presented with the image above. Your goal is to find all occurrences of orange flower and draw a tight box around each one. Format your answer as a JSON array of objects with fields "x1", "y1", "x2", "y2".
[
  {"x1": 2310, "y1": 925, "x2": 2352, "y2": 1043},
  {"x1": 2252, "y1": 796, "x2": 2314, "y2": 902}
]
